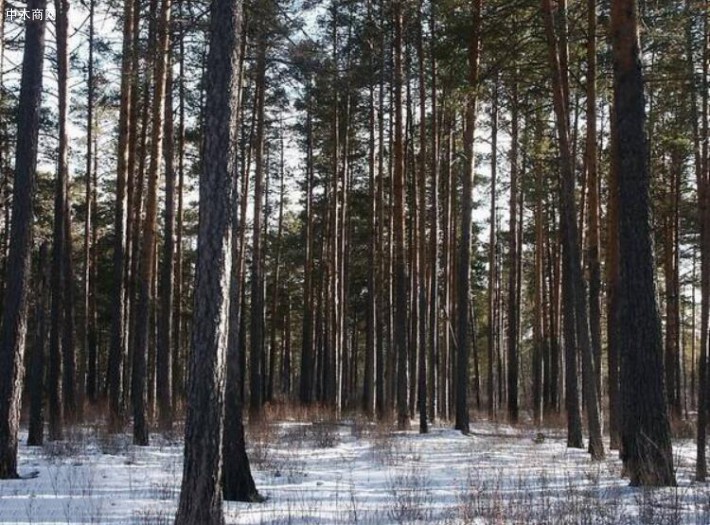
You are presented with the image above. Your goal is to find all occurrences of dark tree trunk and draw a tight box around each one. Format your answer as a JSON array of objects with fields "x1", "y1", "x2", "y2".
[
  {"x1": 428, "y1": 4, "x2": 439, "y2": 422},
  {"x1": 393, "y1": 0, "x2": 409, "y2": 430},
  {"x1": 487, "y1": 81, "x2": 498, "y2": 420},
  {"x1": 249, "y1": 41, "x2": 267, "y2": 417},
  {"x1": 0, "y1": 0, "x2": 47, "y2": 478},
  {"x1": 533, "y1": 116, "x2": 545, "y2": 426},
  {"x1": 416, "y1": 2, "x2": 428, "y2": 434},
  {"x1": 300, "y1": 85, "x2": 315, "y2": 405},
  {"x1": 585, "y1": 0, "x2": 602, "y2": 400},
  {"x1": 612, "y1": 0, "x2": 675, "y2": 486},
  {"x1": 542, "y1": 0, "x2": 603, "y2": 458},
  {"x1": 174, "y1": 0, "x2": 242, "y2": 520},
  {"x1": 57, "y1": 0, "x2": 77, "y2": 425},
  {"x1": 133, "y1": 0, "x2": 172, "y2": 446},
  {"x1": 507, "y1": 76, "x2": 519, "y2": 424},
  {"x1": 83, "y1": 0, "x2": 96, "y2": 405},
  {"x1": 455, "y1": 0, "x2": 482, "y2": 435},
  {"x1": 108, "y1": 0, "x2": 136, "y2": 433},
  {"x1": 158, "y1": 60, "x2": 176, "y2": 431},
  {"x1": 28, "y1": 243, "x2": 50, "y2": 446},
  {"x1": 607, "y1": 101, "x2": 621, "y2": 450}
]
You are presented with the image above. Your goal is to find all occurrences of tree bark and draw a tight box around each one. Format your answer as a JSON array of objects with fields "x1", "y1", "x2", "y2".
[
  {"x1": 108, "y1": 0, "x2": 136, "y2": 433},
  {"x1": 542, "y1": 0, "x2": 603, "y2": 458},
  {"x1": 507, "y1": 75, "x2": 520, "y2": 424},
  {"x1": 174, "y1": 0, "x2": 242, "y2": 520},
  {"x1": 612, "y1": 0, "x2": 675, "y2": 486},
  {"x1": 455, "y1": 0, "x2": 482, "y2": 435},
  {"x1": 28, "y1": 243, "x2": 50, "y2": 446},
  {"x1": 393, "y1": 0, "x2": 409, "y2": 430},
  {"x1": 249, "y1": 40, "x2": 267, "y2": 417},
  {"x1": 133, "y1": 0, "x2": 172, "y2": 445},
  {"x1": 158, "y1": 58, "x2": 176, "y2": 431},
  {"x1": 0, "y1": 0, "x2": 47, "y2": 477}
]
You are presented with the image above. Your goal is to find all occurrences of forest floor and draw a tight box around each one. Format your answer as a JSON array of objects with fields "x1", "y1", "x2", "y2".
[{"x1": 1, "y1": 410, "x2": 709, "y2": 524}]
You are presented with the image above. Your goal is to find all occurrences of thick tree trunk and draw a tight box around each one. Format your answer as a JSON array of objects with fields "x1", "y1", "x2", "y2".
[
  {"x1": 174, "y1": 0, "x2": 242, "y2": 520},
  {"x1": 612, "y1": 0, "x2": 675, "y2": 486},
  {"x1": 0, "y1": 0, "x2": 47, "y2": 477}
]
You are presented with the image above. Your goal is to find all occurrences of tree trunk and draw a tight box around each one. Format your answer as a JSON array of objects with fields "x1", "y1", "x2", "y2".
[
  {"x1": 428, "y1": 4, "x2": 439, "y2": 422},
  {"x1": 487, "y1": 82, "x2": 498, "y2": 420},
  {"x1": 456, "y1": 0, "x2": 482, "y2": 435},
  {"x1": 585, "y1": 0, "x2": 603, "y2": 400},
  {"x1": 507, "y1": 75, "x2": 520, "y2": 424},
  {"x1": 108, "y1": 0, "x2": 136, "y2": 433},
  {"x1": 158, "y1": 58, "x2": 176, "y2": 431},
  {"x1": 393, "y1": 0, "x2": 409, "y2": 430},
  {"x1": 0, "y1": 0, "x2": 47, "y2": 477},
  {"x1": 612, "y1": 0, "x2": 675, "y2": 486},
  {"x1": 542, "y1": 0, "x2": 603, "y2": 458},
  {"x1": 416, "y1": 2, "x2": 428, "y2": 434},
  {"x1": 28, "y1": 243, "x2": 50, "y2": 446},
  {"x1": 693, "y1": 0, "x2": 710, "y2": 482},
  {"x1": 533, "y1": 115, "x2": 545, "y2": 427},
  {"x1": 133, "y1": 0, "x2": 172, "y2": 446},
  {"x1": 174, "y1": 0, "x2": 242, "y2": 520},
  {"x1": 249, "y1": 40, "x2": 267, "y2": 417}
]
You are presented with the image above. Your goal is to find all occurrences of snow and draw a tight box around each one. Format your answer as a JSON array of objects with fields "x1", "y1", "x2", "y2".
[{"x1": 1, "y1": 418, "x2": 709, "y2": 524}]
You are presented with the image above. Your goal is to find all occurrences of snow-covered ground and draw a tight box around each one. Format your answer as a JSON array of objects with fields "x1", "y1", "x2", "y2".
[{"x1": 1, "y1": 417, "x2": 709, "y2": 524}]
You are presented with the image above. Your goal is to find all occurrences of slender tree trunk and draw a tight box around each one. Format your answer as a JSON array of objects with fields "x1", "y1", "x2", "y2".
[
  {"x1": 456, "y1": 0, "x2": 482, "y2": 435},
  {"x1": 173, "y1": 0, "x2": 186, "y2": 410},
  {"x1": 393, "y1": 0, "x2": 409, "y2": 430},
  {"x1": 585, "y1": 0, "x2": 603, "y2": 400},
  {"x1": 428, "y1": 4, "x2": 439, "y2": 422},
  {"x1": 695, "y1": 0, "x2": 710, "y2": 482},
  {"x1": 417, "y1": 2, "x2": 428, "y2": 434},
  {"x1": 533, "y1": 115, "x2": 545, "y2": 427},
  {"x1": 376, "y1": 12, "x2": 387, "y2": 419},
  {"x1": 84, "y1": 0, "x2": 98, "y2": 405},
  {"x1": 300, "y1": 83, "x2": 315, "y2": 405},
  {"x1": 267, "y1": 130, "x2": 285, "y2": 402},
  {"x1": 0, "y1": 0, "x2": 47, "y2": 477},
  {"x1": 28, "y1": 243, "x2": 50, "y2": 446},
  {"x1": 507, "y1": 75, "x2": 520, "y2": 424},
  {"x1": 249, "y1": 40, "x2": 267, "y2": 417},
  {"x1": 133, "y1": 0, "x2": 172, "y2": 445},
  {"x1": 158, "y1": 58, "x2": 176, "y2": 431},
  {"x1": 108, "y1": 0, "x2": 135, "y2": 433},
  {"x1": 487, "y1": 83, "x2": 498, "y2": 420},
  {"x1": 542, "y1": 0, "x2": 603, "y2": 458},
  {"x1": 364, "y1": 20, "x2": 377, "y2": 416}
]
